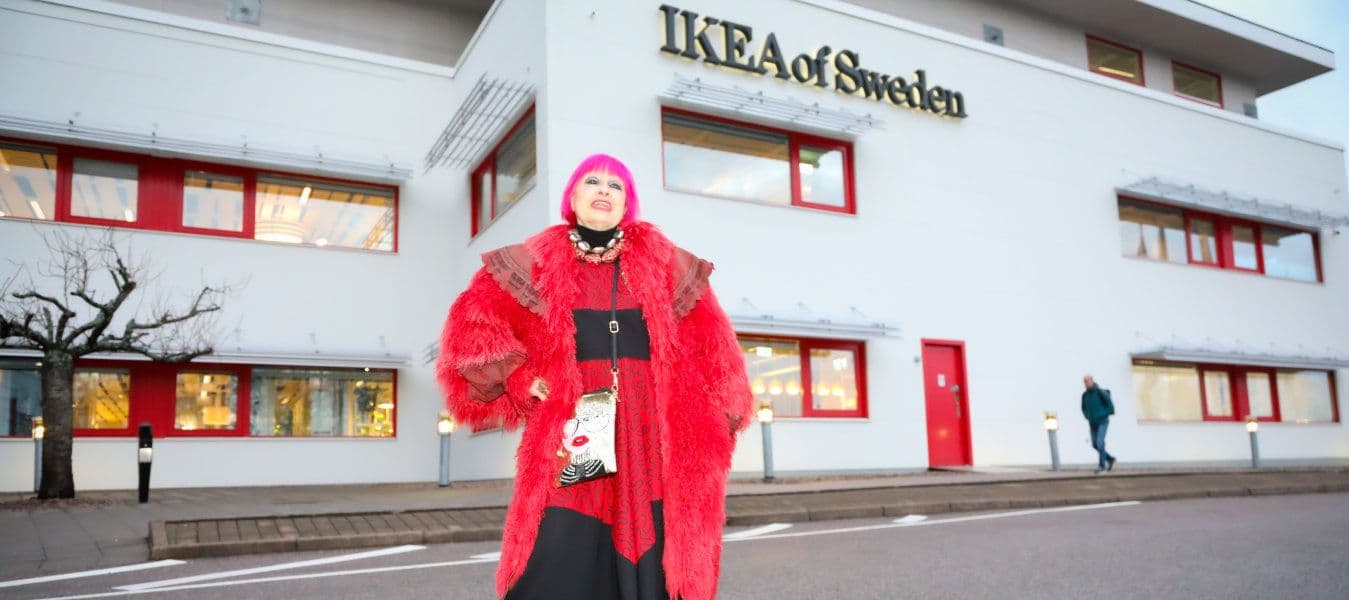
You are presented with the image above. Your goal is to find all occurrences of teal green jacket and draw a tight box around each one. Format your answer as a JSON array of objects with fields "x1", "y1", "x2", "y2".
[{"x1": 1081, "y1": 384, "x2": 1114, "y2": 425}]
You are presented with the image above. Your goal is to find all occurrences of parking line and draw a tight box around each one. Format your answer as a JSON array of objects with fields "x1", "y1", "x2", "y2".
[
  {"x1": 0, "y1": 561, "x2": 186, "y2": 589},
  {"x1": 113, "y1": 544, "x2": 424, "y2": 591},
  {"x1": 724, "y1": 501, "x2": 1142, "y2": 543},
  {"x1": 722, "y1": 523, "x2": 793, "y2": 540}
]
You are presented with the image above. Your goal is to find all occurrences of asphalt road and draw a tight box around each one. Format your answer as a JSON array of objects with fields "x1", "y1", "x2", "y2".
[{"x1": 4, "y1": 493, "x2": 1346, "y2": 599}]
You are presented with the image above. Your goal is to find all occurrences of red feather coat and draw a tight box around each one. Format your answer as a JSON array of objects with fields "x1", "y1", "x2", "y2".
[{"x1": 436, "y1": 221, "x2": 753, "y2": 599}]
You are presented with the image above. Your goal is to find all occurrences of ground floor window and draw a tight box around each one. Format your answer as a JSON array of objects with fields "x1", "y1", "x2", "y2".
[
  {"x1": 0, "y1": 359, "x2": 397, "y2": 438},
  {"x1": 737, "y1": 335, "x2": 867, "y2": 418},
  {"x1": 1133, "y1": 360, "x2": 1339, "y2": 423}
]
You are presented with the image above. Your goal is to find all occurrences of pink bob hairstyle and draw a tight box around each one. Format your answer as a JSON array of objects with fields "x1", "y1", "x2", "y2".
[{"x1": 559, "y1": 153, "x2": 641, "y2": 226}]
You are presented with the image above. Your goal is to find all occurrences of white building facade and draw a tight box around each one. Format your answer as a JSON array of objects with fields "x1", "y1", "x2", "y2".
[{"x1": 1, "y1": 0, "x2": 1345, "y2": 492}]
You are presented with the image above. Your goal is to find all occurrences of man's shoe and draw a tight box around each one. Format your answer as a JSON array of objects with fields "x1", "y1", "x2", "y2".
[
  {"x1": 1094, "y1": 468, "x2": 1104, "y2": 475},
  {"x1": 1107, "y1": 457, "x2": 1117, "y2": 472}
]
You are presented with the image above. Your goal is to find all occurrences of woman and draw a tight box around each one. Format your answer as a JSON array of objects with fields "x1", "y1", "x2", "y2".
[{"x1": 436, "y1": 153, "x2": 753, "y2": 600}]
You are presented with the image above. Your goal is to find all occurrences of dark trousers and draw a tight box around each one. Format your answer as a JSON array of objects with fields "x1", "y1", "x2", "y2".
[{"x1": 1089, "y1": 420, "x2": 1114, "y2": 469}]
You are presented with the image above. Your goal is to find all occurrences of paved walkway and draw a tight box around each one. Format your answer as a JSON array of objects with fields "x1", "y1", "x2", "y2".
[{"x1": 2, "y1": 467, "x2": 1347, "y2": 581}]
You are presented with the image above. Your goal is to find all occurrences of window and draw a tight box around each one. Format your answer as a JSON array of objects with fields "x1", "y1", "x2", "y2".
[
  {"x1": 71, "y1": 158, "x2": 139, "y2": 223},
  {"x1": 739, "y1": 335, "x2": 866, "y2": 418},
  {"x1": 471, "y1": 108, "x2": 537, "y2": 236},
  {"x1": 183, "y1": 171, "x2": 245, "y2": 232},
  {"x1": 1117, "y1": 197, "x2": 1322, "y2": 282},
  {"x1": 1086, "y1": 35, "x2": 1144, "y2": 85},
  {"x1": 1133, "y1": 360, "x2": 1338, "y2": 423},
  {"x1": 0, "y1": 141, "x2": 58, "y2": 220},
  {"x1": 0, "y1": 136, "x2": 399, "y2": 252},
  {"x1": 662, "y1": 109, "x2": 855, "y2": 214},
  {"x1": 175, "y1": 372, "x2": 239, "y2": 431},
  {"x1": 250, "y1": 368, "x2": 395, "y2": 437},
  {"x1": 255, "y1": 176, "x2": 395, "y2": 250},
  {"x1": 1118, "y1": 199, "x2": 1186, "y2": 264},
  {"x1": 72, "y1": 369, "x2": 131, "y2": 430},
  {"x1": 1172, "y1": 61, "x2": 1222, "y2": 107},
  {"x1": 0, "y1": 362, "x2": 42, "y2": 436}
]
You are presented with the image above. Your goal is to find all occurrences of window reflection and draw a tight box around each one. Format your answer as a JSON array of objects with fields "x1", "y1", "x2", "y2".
[
  {"x1": 73, "y1": 369, "x2": 130, "y2": 429},
  {"x1": 72, "y1": 158, "x2": 138, "y2": 223},
  {"x1": 0, "y1": 142, "x2": 58, "y2": 221},
  {"x1": 495, "y1": 113, "x2": 536, "y2": 216},
  {"x1": 183, "y1": 172, "x2": 244, "y2": 232},
  {"x1": 1261, "y1": 226, "x2": 1317, "y2": 282},
  {"x1": 1277, "y1": 370, "x2": 1334, "y2": 422},
  {"x1": 1189, "y1": 218, "x2": 1217, "y2": 264},
  {"x1": 1132, "y1": 363, "x2": 1202, "y2": 420},
  {"x1": 739, "y1": 338, "x2": 803, "y2": 418},
  {"x1": 1118, "y1": 200, "x2": 1186, "y2": 264},
  {"x1": 663, "y1": 113, "x2": 791, "y2": 204},
  {"x1": 1245, "y1": 372, "x2": 1274, "y2": 419},
  {"x1": 1087, "y1": 38, "x2": 1143, "y2": 84},
  {"x1": 1203, "y1": 370, "x2": 1232, "y2": 417},
  {"x1": 809, "y1": 348, "x2": 858, "y2": 411},
  {"x1": 0, "y1": 363, "x2": 42, "y2": 436},
  {"x1": 1231, "y1": 224, "x2": 1258, "y2": 270},
  {"x1": 176, "y1": 372, "x2": 238, "y2": 430},
  {"x1": 799, "y1": 146, "x2": 846, "y2": 208},
  {"x1": 1173, "y1": 63, "x2": 1221, "y2": 105},
  {"x1": 250, "y1": 368, "x2": 394, "y2": 437},
  {"x1": 255, "y1": 177, "x2": 394, "y2": 251}
]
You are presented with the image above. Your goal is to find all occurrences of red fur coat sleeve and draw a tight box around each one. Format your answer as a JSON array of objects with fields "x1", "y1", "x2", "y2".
[
  {"x1": 435, "y1": 268, "x2": 539, "y2": 430},
  {"x1": 681, "y1": 286, "x2": 755, "y2": 436}
]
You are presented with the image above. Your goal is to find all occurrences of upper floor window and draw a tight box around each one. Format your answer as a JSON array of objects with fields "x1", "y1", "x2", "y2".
[
  {"x1": 472, "y1": 108, "x2": 537, "y2": 237},
  {"x1": 661, "y1": 108, "x2": 855, "y2": 214},
  {"x1": 1117, "y1": 197, "x2": 1322, "y2": 282},
  {"x1": 738, "y1": 335, "x2": 867, "y2": 418},
  {"x1": 0, "y1": 137, "x2": 398, "y2": 252},
  {"x1": 1086, "y1": 35, "x2": 1144, "y2": 86},
  {"x1": 1133, "y1": 360, "x2": 1339, "y2": 424},
  {"x1": 1172, "y1": 61, "x2": 1223, "y2": 107}
]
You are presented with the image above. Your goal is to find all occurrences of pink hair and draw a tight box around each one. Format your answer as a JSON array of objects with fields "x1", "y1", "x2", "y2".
[{"x1": 559, "y1": 153, "x2": 640, "y2": 226}]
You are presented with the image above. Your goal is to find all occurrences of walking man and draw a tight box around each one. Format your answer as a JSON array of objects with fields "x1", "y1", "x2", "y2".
[{"x1": 1081, "y1": 374, "x2": 1116, "y2": 474}]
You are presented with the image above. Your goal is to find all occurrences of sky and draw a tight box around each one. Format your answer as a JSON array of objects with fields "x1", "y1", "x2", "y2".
[{"x1": 1194, "y1": 0, "x2": 1349, "y2": 180}]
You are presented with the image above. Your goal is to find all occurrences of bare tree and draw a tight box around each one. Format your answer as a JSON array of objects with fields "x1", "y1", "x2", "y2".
[{"x1": 0, "y1": 228, "x2": 228, "y2": 499}]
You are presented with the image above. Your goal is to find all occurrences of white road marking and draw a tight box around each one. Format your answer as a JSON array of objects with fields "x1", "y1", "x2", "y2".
[
  {"x1": 892, "y1": 514, "x2": 928, "y2": 524},
  {"x1": 470, "y1": 551, "x2": 502, "y2": 560},
  {"x1": 112, "y1": 544, "x2": 424, "y2": 591},
  {"x1": 34, "y1": 558, "x2": 498, "y2": 600},
  {"x1": 0, "y1": 561, "x2": 186, "y2": 589},
  {"x1": 722, "y1": 523, "x2": 793, "y2": 540},
  {"x1": 723, "y1": 501, "x2": 1142, "y2": 543}
]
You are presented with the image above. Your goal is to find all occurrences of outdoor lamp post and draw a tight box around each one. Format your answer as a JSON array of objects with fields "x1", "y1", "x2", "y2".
[
  {"x1": 32, "y1": 417, "x2": 44, "y2": 493},
  {"x1": 438, "y1": 411, "x2": 456, "y2": 488},
  {"x1": 1043, "y1": 411, "x2": 1060, "y2": 471},
  {"x1": 1245, "y1": 415, "x2": 1260, "y2": 469},
  {"x1": 757, "y1": 399, "x2": 775, "y2": 482},
  {"x1": 137, "y1": 423, "x2": 153, "y2": 504}
]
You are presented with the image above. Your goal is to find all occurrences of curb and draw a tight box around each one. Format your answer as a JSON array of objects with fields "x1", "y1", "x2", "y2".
[{"x1": 148, "y1": 479, "x2": 1342, "y2": 560}]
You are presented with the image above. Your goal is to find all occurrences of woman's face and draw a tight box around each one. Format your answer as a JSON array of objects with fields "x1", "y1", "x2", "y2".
[{"x1": 570, "y1": 170, "x2": 627, "y2": 231}]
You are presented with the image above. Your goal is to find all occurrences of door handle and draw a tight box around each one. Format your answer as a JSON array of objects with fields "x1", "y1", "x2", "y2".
[{"x1": 950, "y1": 385, "x2": 962, "y2": 420}]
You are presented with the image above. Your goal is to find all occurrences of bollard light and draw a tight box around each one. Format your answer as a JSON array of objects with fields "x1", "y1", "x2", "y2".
[
  {"x1": 32, "y1": 417, "x2": 44, "y2": 494},
  {"x1": 137, "y1": 423, "x2": 153, "y2": 504},
  {"x1": 1043, "y1": 411, "x2": 1061, "y2": 472},
  {"x1": 1245, "y1": 415, "x2": 1261, "y2": 469},
  {"x1": 437, "y1": 411, "x2": 455, "y2": 487},
  {"x1": 757, "y1": 399, "x2": 775, "y2": 482}
]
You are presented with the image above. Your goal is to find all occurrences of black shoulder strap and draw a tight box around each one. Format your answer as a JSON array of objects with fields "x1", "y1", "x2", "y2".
[{"x1": 609, "y1": 258, "x2": 620, "y2": 392}]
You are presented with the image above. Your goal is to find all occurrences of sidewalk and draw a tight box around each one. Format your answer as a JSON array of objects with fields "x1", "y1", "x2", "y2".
[{"x1": 3, "y1": 467, "x2": 1347, "y2": 580}]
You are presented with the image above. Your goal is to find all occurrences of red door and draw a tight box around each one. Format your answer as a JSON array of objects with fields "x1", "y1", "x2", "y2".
[{"x1": 922, "y1": 340, "x2": 971, "y2": 467}]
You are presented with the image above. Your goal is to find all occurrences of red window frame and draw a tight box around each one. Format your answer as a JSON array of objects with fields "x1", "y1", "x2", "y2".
[
  {"x1": 1136, "y1": 360, "x2": 1337, "y2": 424},
  {"x1": 1, "y1": 135, "x2": 399, "y2": 252},
  {"x1": 739, "y1": 334, "x2": 868, "y2": 419},
  {"x1": 471, "y1": 106, "x2": 536, "y2": 237},
  {"x1": 0, "y1": 359, "x2": 396, "y2": 438},
  {"x1": 1085, "y1": 34, "x2": 1145, "y2": 86},
  {"x1": 1171, "y1": 60, "x2": 1224, "y2": 108},
  {"x1": 659, "y1": 107, "x2": 857, "y2": 215},
  {"x1": 1120, "y1": 196, "x2": 1322, "y2": 282}
]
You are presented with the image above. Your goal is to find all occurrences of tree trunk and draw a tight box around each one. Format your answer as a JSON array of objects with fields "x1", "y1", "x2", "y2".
[{"x1": 39, "y1": 352, "x2": 76, "y2": 499}]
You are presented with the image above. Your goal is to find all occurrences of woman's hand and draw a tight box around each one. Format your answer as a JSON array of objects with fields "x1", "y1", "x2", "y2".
[{"x1": 529, "y1": 377, "x2": 550, "y2": 401}]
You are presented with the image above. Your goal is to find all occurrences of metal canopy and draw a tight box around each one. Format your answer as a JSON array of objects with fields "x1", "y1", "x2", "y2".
[
  {"x1": 1118, "y1": 177, "x2": 1349, "y2": 231},
  {"x1": 728, "y1": 300, "x2": 900, "y2": 339},
  {"x1": 0, "y1": 114, "x2": 412, "y2": 183},
  {"x1": 660, "y1": 74, "x2": 884, "y2": 137},
  {"x1": 424, "y1": 74, "x2": 535, "y2": 170},
  {"x1": 1132, "y1": 346, "x2": 1349, "y2": 370}
]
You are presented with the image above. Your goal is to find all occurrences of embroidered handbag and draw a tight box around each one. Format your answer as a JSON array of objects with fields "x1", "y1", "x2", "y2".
[{"x1": 555, "y1": 259, "x2": 622, "y2": 487}]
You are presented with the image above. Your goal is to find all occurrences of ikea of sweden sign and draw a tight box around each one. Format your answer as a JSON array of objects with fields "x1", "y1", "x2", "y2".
[{"x1": 658, "y1": 4, "x2": 969, "y2": 119}]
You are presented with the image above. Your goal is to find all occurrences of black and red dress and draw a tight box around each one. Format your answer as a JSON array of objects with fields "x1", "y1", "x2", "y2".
[{"x1": 505, "y1": 257, "x2": 668, "y2": 600}]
